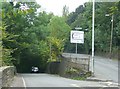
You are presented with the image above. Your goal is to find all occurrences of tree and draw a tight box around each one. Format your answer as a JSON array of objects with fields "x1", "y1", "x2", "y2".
[
  {"x1": 62, "y1": 5, "x2": 69, "y2": 19},
  {"x1": 48, "y1": 16, "x2": 70, "y2": 61},
  {"x1": 1, "y1": 2, "x2": 52, "y2": 72},
  {"x1": 66, "y1": 2, "x2": 119, "y2": 58}
]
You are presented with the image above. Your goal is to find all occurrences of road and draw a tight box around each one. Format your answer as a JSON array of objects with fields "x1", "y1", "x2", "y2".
[
  {"x1": 11, "y1": 54, "x2": 120, "y2": 87},
  {"x1": 10, "y1": 53, "x2": 119, "y2": 87},
  {"x1": 62, "y1": 53, "x2": 119, "y2": 83},
  {"x1": 93, "y1": 56, "x2": 118, "y2": 83},
  {"x1": 11, "y1": 73, "x2": 118, "y2": 87}
]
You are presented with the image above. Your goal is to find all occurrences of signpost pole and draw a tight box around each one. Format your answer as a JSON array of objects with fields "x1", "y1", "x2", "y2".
[
  {"x1": 75, "y1": 28, "x2": 77, "y2": 54},
  {"x1": 76, "y1": 43, "x2": 77, "y2": 54},
  {"x1": 74, "y1": 27, "x2": 82, "y2": 54}
]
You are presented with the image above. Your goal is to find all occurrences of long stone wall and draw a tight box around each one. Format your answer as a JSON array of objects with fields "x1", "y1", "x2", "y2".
[
  {"x1": 46, "y1": 56, "x2": 90, "y2": 77},
  {"x1": 0, "y1": 68, "x2": 2, "y2": 89},
  {"x1": 58, "y1": 57, "x2": 90, "y2": 76},
  {"x1": 0, "y1": 66, "x2": 16, "y2": 89}
]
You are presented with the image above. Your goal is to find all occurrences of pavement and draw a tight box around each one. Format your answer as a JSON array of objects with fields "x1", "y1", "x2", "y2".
[{"x1": 10, "y1": 74, "x2": 25, "y2": 87}]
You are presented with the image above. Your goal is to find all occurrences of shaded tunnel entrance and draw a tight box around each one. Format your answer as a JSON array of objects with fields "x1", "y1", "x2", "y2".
[{"x1": 14, "y1": 53, "x2": 48, "y2": 73}]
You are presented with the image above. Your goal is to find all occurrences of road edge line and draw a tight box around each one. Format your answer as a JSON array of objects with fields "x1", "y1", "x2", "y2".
[
  {"x1": 22, "y1": 76, "x2": 26, "y2": 89},
  {"x1": 71, "y1": 84, "x2": 79, "y2": 87}
]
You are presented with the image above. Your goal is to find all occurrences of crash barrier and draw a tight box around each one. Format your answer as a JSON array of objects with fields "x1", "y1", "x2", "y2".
[
  {"x1": 47, "y1": 53, "x2": 90, "y2": 76},
  {"x1": 0, "y1": 66, "x2": 16, "y2": 88}
]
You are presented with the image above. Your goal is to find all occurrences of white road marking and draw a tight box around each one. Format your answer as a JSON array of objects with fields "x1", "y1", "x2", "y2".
[
  {"x1": 22, "y1": 77, "x2": 26, "y2": 89},
  {"x1": 71, "y1": 84, "x2": 79, "y2": 87}
]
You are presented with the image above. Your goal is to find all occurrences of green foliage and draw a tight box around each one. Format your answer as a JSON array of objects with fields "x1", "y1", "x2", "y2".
[
  {"x1": 48, "y1": 16, "x2": 71, "y2": 61},
  {"x1": 65, "y1": 67, "x2": 91, "y2": 80},
  {"x1": 67, "y1": 4, "x2": 85, "y2": 26},
  {"x1": 62, "y1": 5, "x2": 69, "y2": 20},
  {"x1": 1, "y1": 22, "x2": 14, "y2": 66},
  {"x1": 1, "y1": 2, "x2": 71, "y2": 72},
  {"x1": 65, "y1": 2, "x2": 119, "y2": 56},
  {"x1": 65, "y1": 68, "x2": 79, "y2": 75},
  {"x1": 2, "y1": 48, "x2": 13, "y2": 66},
  {"x1": 0, "y1": 25, "x2": 2, "y2": 66},
  {"x1": 2, "y1": 1, "x2": 119, "y2": 73},
  {"x1": 71, "y1": 71, "x2": 92, "y2": 80},
  {"x1": 2, "y1": 2, "x2": 49, "y2": 71}
]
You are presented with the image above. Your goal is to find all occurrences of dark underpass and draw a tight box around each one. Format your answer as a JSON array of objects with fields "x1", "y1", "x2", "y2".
[{"x1": 14, "y1": 56, "x2": 48, "y2": 73}]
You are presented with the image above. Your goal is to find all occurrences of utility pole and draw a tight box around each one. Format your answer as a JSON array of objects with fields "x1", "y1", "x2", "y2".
[
  {"x1": 110, "y1": 15, "x2": 113, "y2": 59},
  {"x1": 105, "y1": 14, "x2": 114, "y2": 59}
]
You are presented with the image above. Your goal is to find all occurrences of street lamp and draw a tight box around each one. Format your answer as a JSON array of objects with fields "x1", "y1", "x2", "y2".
[
  {"x1": 105, "y1": 14, "x2": 114, "y2": 59},
  {"x1": 91, "y1": 0, "x2": 95, "y2": 76}
]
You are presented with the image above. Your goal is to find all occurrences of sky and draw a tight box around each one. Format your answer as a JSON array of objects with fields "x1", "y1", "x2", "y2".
[{"x1": 36, "y1": 0, "x2": 89, "y2": 16}]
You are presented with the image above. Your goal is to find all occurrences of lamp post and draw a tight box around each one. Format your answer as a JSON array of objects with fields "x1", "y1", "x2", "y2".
[
  {"x1": 91, "y1": 0, "x2": 95, "y2": 76},
  {"x1": 105, "y1": 14, "x2": 114, "y2": 59}
]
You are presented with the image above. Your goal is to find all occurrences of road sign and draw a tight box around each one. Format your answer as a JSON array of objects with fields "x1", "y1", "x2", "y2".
[{"x1": 70, "y1": 31, "x2": 84, "y2": 43}]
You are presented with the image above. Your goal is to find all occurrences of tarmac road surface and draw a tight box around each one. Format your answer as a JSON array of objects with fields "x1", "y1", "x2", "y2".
[
  {"x1": 62, "y1": 53, "x2": 119, "y2": 83},
  {"x1": 10, "y1": 73, "x2": 118, "y2": 88}
]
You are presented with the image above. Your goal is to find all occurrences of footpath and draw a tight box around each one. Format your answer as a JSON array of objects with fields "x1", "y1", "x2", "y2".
[{"x1": 10, "y1": 74, "x2": 25, "y2": 87}]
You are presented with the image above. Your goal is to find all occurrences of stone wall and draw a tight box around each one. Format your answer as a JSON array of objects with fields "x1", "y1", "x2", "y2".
[
  {"x1": 0, "y1": 66, "x2": 16, "y2": 89},
  {"x1": 0, "y1": 68, "x2": 2, "y2": 89},
  {"x1": 46, "y1": 56, "x2": 90, "y2": 77},
  {"x1": 46, "y1": 62, "x2": 60, "y2": 74},
  {"x1": 58, "y1": 57, "x2": 90, "y2": 76}
]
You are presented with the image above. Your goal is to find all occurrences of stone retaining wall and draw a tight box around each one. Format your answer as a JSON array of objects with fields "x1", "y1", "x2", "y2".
[
  {"x1": 58, "y1": 57, "x2": 90, "y2": 76},
  {"x1": 0, "y1": 69, "x2": 2, "y2": 89},
  {"x1": 0, "y1": 66, "x2": 16, "y2": 89},
  {"x1": 47, "y1": 56, "x2": 90, "y2": 77}
]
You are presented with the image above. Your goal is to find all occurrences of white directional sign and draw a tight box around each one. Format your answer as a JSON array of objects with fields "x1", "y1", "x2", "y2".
[{"x1": 70, "y1": 31, "x2": 84, "y2": 43}]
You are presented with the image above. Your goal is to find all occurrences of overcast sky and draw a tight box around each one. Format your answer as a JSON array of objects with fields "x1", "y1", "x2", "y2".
[{"x1": 36, "y1": 0, "x2": 89, "y2": 16}]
